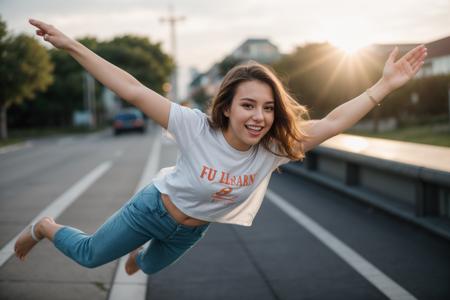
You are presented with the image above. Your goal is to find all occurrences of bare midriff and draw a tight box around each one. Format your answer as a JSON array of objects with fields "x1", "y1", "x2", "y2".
[{"x1": 160, "y1": 193, "x2": 210, "y2": 227}]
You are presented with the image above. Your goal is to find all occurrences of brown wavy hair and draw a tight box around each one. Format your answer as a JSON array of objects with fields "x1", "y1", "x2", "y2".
[{"x1": 207, "y1": 60, "x2": 312, "y2": 161}]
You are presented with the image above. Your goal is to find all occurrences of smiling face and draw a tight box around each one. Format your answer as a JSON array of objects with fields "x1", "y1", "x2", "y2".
[{"x1": 223, "y1": 80, "x2": 275, "y2": 151}]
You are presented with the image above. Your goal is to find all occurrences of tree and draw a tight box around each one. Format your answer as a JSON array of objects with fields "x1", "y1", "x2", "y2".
[
  {"x1": 273, "y1": 43, "x2": 383, "y2": 121},
  {"x1": 0, "y1": 17, "x2": 53, "y2": 139},
  {"x1": 98, "y1": 35, "x2": 174, "y2": 95},
  {"x1": 273, "y1": 43, "x2": 449, "y2": 132},
  {"x1": 8, "y1": 34, "x2": 174, "y2": 129}
]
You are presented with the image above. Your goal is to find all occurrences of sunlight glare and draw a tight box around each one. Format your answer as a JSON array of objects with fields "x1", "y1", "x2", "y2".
[
  {"x1": 337, "y1": 135, "x2": 369, "y2": 153},
  {"x1": 330, "y1": 37, "x2": 369, "y2": 55}
]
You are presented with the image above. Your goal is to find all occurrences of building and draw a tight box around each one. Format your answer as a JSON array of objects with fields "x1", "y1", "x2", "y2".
[
  {"x1": 188, "y1": 38, "x2": 281, "y2": 109},
  {"x1": 351, "y1": 35, "x2": 450, "y2": 132},
  {"x1": 362, "y1": 35, "x2": 450, "y2": 78},
  {"x1": 229, "y1": 38, "x2": 281, "y2": 64},
  {"x1": 417, "y1": 36, "x2": 450, "y2": 78}
]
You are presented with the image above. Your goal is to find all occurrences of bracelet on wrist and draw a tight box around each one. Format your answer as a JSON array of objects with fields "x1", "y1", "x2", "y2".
[{"x1": 366, "y1": 89, "x2": 381, "y2": 107}]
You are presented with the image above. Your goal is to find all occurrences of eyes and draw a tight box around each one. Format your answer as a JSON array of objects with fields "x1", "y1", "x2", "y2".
[{"x1": 242, "y1": 103, "x2": 274, "y2": 112}]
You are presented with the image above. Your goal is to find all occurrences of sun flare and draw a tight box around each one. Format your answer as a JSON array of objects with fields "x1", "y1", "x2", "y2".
[{"x1": 330, "y1": 37, "x2": 369, "y2": 55}]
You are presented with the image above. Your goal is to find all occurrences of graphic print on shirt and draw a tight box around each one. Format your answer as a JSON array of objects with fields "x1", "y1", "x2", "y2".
[{"x1": 199, "y1": 165, "x2": 257, "y2": 204}]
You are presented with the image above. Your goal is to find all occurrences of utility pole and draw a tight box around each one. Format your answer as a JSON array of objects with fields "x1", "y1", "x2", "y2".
[{"x1": 160, "y1": 4, "x2": 185, "y2": 102}]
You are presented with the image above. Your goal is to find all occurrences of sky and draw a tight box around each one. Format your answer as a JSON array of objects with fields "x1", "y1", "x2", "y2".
[{"x1": 1, "y1": 0, "x2": 449, "y2": 98}]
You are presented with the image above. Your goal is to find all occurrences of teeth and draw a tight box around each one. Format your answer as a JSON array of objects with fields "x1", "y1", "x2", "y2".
[{"x1": 246, "y1": 125, "x2": 263, "y2": 131}]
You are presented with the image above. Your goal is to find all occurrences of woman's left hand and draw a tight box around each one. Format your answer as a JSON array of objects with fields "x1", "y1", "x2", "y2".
[{"x1": 381, "y1": 44, "x2": 427, "y2": 92}]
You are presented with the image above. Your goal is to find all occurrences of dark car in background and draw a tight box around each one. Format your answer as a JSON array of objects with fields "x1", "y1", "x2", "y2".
[{"x1": 113, "y1": 108, "x2": 147, "y2": 135}]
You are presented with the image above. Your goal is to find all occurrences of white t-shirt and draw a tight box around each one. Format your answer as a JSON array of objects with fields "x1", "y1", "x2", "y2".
[{"x1": 152, "y1": 102, "x2": 291, "y2": 226}]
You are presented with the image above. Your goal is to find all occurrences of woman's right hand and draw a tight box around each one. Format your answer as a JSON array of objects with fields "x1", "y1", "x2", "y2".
[{"x1": 29, "y1": 18, "x2": 73, "y2": 50}]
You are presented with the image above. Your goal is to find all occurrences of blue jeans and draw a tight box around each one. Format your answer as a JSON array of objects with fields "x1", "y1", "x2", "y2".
[{"x1": 53, "y1": 183, "x2": 210, "y2": 275}]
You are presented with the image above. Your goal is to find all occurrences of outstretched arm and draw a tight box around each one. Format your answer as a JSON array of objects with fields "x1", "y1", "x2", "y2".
[
  {"x1": 301, "y1": 44, "x2": 427, "y2": 152},
  {"x1": 29, "y1": 18, "x2": 171, "y2": 129},
  {"x1": 325, "y1": 44, "x2": 427, "y2": 133}
]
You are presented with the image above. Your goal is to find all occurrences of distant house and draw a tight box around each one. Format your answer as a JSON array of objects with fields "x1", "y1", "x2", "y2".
[
  {"x1": 351, "y1": 35, "x2": 450, "y2": 133},
  {"x1": 188, "y1": 38, "x2": 281, "y2": 107},
  {"x1": 417, "y1": 36, "x2": 450, "y2": 77},
  {"x1": 188, "y1": 63, "x2": 222, "y2": 109},
  {"x1": 229, "y1": 38, "x2": 281, "y2": 64},
  {"x1": 364, "y1": 43, "x2": 418, "y2": 58},
  {"x1": 363, "y1": 36, "x2": 450, "y2": 78}
]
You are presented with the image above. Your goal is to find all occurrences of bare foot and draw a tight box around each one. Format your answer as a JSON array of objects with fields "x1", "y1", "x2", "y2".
[
  {"x1": 14, "y1": 217, "x2": 54, "y2": 261},
  {"x1": 125, "y1": 247, "x2": 143, "y2": 275}
]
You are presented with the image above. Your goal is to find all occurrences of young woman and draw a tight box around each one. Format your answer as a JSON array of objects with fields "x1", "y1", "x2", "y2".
[{"x1": 15, "y1": 18, "x2": 427, "y2": 275}]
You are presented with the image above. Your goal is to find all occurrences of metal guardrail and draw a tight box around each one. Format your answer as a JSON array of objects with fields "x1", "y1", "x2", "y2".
[{"x1": 280, "y1": 145, "x2": 450, "y2": 241}]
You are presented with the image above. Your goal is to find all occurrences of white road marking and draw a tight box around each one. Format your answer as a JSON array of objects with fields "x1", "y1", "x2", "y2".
[
  {"x1": 265, "y1": 189, "x2": 418, "y2": 300},
  {"x1": 108, "y1": 130, "x2": 162, "y2": 300},
  {"x1": 0, "y1": 161, "x2": 113, "y2": 268},
  {"x1": 0, "y1": 141, "x2": 33, "y2": 155}
]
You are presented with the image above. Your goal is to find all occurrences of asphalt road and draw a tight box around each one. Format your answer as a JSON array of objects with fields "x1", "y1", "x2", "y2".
[{"x1": 0, "y1": 125, "x2": 449, "y2": 300}]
